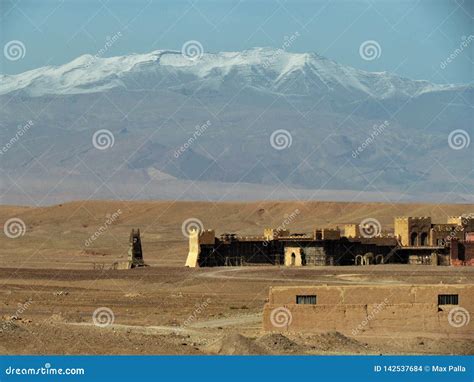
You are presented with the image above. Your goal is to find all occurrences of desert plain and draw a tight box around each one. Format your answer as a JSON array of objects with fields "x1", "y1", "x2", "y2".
[{"x1": 0, "y1": 200, "x2": 473, "y2": 355}]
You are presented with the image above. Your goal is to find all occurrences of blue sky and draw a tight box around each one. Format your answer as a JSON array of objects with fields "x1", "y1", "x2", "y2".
[{"x1": 0, "y1": 0, "x2": 472, "y2": 84}]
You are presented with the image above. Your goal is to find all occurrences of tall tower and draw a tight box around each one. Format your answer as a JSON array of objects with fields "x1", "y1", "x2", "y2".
[
  {"x1": 185, "y1": 229, "x2": 201, "y2": 267},
  {"x1": 128, "y1": 228, "x2": 145, "y2": 267}
]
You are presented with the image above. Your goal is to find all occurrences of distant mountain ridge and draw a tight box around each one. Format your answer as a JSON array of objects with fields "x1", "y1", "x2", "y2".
[
  {"x1": 0, "y1": 48, "x2": 468, "y2": 98},
  {"x1": 0, "y1": 48, "x2": 472, "y2": 205}
]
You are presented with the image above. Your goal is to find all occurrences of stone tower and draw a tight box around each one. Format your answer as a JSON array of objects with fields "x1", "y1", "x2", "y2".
[
  {"x1": 128, "y1": 228, "x2": 145, "y2": 267},
  {"x1": 394, "y1": 217, "x2": 431, "y2": 247}
]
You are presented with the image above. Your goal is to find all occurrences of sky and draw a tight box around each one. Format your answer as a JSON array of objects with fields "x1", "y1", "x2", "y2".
[{"x1": 0, "y1": 0, "x2": 473, "y2": 84}]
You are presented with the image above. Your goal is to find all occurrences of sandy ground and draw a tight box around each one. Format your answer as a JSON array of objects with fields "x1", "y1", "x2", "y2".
[
  {"x1": 1, "y1": 265, "x2": 473, "y2": 355},
  {"x1": 0, "y1": 200, "x2": 472, "y2": 268},
  {"x1": 0, "y1": 200, "x2": 473, "y2": 355}
]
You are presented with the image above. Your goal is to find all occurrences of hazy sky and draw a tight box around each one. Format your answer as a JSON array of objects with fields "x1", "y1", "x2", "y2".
[{"x1": 1, "y1": 0, "x2": 472, "y2": 84}]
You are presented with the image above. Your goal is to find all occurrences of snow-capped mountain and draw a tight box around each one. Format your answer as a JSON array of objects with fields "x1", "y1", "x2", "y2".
[
  {"x1": 0, "y1": 48, "x2": 472, "y2": 205},
  {"x1": 0, "y1": 48, "x2": 464, "y2": 99}
]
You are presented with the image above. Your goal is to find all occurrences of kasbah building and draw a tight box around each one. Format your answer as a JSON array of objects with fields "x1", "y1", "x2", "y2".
[{"x1": 185, "y1": 214, "x2": 474, "y2": 337}]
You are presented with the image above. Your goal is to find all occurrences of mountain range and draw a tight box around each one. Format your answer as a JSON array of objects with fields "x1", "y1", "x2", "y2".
[{"x1": 0, "y1": 48, "x2": 472, "y2": 205}]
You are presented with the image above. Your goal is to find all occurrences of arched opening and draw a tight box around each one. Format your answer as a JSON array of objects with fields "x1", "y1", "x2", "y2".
[
  {"x1": 291, "y1": 253, "x2": 296, "y2": 266},
  {"x1": 410, "y1": 232, "x2": 418, "y2": 246},
  {"x1": 355, "y1": 255, "x2": 363, "y2": 265},
  {"x1": 420, "y1": 232, "x2": 428, "y2": 246},
  {"x1": 363, "y1": 252, "x2": 374, "y2": 265}
]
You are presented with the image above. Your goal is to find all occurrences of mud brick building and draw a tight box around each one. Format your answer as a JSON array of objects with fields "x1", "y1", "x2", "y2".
[
  {"x1": 262, "y1": 284, "x2": 474, "y2": 337},
  {"x1": 185, "y1": 215, "x2": 474, "y2": 267}
]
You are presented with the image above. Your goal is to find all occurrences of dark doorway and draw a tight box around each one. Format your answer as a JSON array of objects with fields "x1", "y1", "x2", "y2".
[{"x1": 420, "y1": 232, "x2": 428, "y2": 246}]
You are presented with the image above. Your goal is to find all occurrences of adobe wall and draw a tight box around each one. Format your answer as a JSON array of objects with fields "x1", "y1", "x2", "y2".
[
  {"x1": 284, "y1": 247, "x2": 303, "y2": 266},
  {"x1": 185, "y1": 230, "x2": 200, "y2": 267},
  {"x1": 344, "y1": 224, "x2": 360, "y2": 238},
  {"x1": 263, "y1": 285, "x2": 474, "y2": 337},
  {"x1": 321, "y1": 228, "x2": 341, "y2": 240},
  {"x1": 451, "y1": 240, "x2": 474, "y2": 266},
  {"x1": 394, "y1": 217, "x2": 432, "y2": 246},
  {"x1": 394, "y1": 217, "x2": 410, "y2": 246},
  {"x1": 264, "y1": 228, "x2": 290, "y2": 241},
  {"x1": 448, "y1": 216, "x2": 474, "y2": 232},
  {"x1": 114, "y1": 261, "x2": 132, "y2": 270},
  {"x1": 430, "y1": 224, "x2": 464, "y2": 246},
  {"x1": 199, "y1": 230, "x2": 216, "y2": 245}
]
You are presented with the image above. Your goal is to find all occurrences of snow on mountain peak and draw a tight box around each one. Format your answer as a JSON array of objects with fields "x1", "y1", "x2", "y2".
[{"x1": 0, "y1": 47, "x2": 459, "y2": 98}]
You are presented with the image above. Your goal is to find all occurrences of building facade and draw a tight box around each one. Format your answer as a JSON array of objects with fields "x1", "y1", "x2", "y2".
[
  {"x1": 185, "y1": 215, "x2": 474, "y2": 267},
  {"x1": 262, "y1": 284, "x2": 474, "y2": 337}
]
